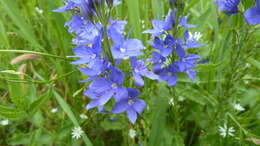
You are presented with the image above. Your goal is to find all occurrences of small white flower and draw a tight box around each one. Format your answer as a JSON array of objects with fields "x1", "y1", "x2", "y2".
[
  {"x1": 188, "y1": 32, "x2": 202, "y2": 42},
  {"x1": 80, "y1": 114, "x2": 88, "y2": 119},
  {"x1": 244, "y1": 80, "x2": 250, "y2": 84},
  {"x1": 219, "y1": 123, "x2": 235, "y2": 138},
  {"x1": 245, "y1": 63, "x2": 251, "y2": 68},
  {"x1": 35, "y1": 7, "x2": 43, "y2": 14},
  {"x1": 51, "y1": 108, "x2": 58, "y2": 113},
  {"x1": 0, "y1": 120, "x2": 9, "y2": 126},
  {"x1": 169, "y1": 98, "x2": 174, "y2": 106},
  {"x1": 72, "y1": 126, "x2": 84, "y2": 139},
  {"x1": 178, "y1": 96, "x2": 185, "y2": 102},
  {"x1": 129, "y1": 129, "x2": 136, "y2": 138},
  {"x1": 233, "y1": 103, "x2": 245, "y2": 111}
]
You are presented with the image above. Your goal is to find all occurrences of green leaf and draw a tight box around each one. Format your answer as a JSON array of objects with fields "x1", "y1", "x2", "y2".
[
  {"x1": 0, "y1": 105, "x2": 26, "y2": 119},
  {"x1": 126, "y1": 0, "x2": 142, "y2": 39},
  {"x1": 149, "y1": 83, "x2": 169, "y2": 146},
  {"x1": 28, "y1": 88, "x2": 52, "y2": 117},
  {"x1": 100, "y1": 117, "x2": 127, "y2": 131},
  {"x1": 195, "y1": 63, "x2": 222, "y2": 72},
  {"x1": 152, "y1": 0, "x2": 165, "y2": 19}
]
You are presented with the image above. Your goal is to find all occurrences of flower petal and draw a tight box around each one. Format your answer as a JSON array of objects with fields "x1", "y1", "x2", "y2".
[
  {"x1": 244, "y1": 6, "x2": 260, "y2": 25},
  {"x1": 127, "y1": 108, "x2": 137, "y2": 124},
  {"x1": 133, "y1": 72, "x2": 144, "y2": 87},
  {"x1": 133, "y1": 99, "x2": 146, "y2": 114},
  {"x1": 111, "y1": 99, "x2": 128, "y2": 114},
  {"x1": 114, "y1": 87, "x2": 128, "y2": 102}
]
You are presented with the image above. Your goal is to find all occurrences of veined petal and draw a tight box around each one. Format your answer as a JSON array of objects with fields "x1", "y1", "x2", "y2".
[
  {"x1": 141, "y1": 70, "x2": 159, "y2": 80},
  {"x1": 111, "y1": 99, "x2": 129, "y2": 114},
  {"x1": 133, "y1": 72, "x2": 144, "y2": 87},
  {"x1": 114, "y1": 87, "x2": 128, "y2": 102},
  {"x1": 127, "y1": 108, "x2": 137, "y2": 124},
  {"x1": 127, "y1": 88, "x2": 140, "y2": 99},
  {"x1": 168, "y1": 75, "x2": 177, "y2": 86},
  {"x1": 89, "y1": 78, "x2": 111, "y2": 93},
  {"x1": 110, "y1": 67, "x2": 125, "y2": 85},
  {"x1": 86, "y1": 99, "x2": 100, "y2": 110},
  {"x1": 98, "y1": 90, "x2": 114, "y2": 105},
  {"x1": 132, "y1": 99, "x2": 146, "y2": 114},
  {"x1": 244, "y1": 6, "x2": 260, "y2": 25},
  {"x1": 124, "y1": 39, "x2": 144, "y2": 51}
]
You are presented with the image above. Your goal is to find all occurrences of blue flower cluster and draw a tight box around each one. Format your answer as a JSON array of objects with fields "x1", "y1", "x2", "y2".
[
  {"x1": 144, "y1": 10, "x2": 203, "y2": 86},
  {"x1": 54, "y1": 0, "x2": 158, "y2": 124},
  {"x1": 215, "y1": 0, "x2": 260, "y2": 25}
]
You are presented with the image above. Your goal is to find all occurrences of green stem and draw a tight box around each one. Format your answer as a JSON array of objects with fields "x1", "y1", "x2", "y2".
[{"x1": 0, "y1": 49, "x2": 71, "y2": 61}]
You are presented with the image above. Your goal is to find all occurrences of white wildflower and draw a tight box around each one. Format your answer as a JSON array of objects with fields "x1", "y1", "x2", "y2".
[
  {"x1": 169, "y1": 98, "x2": 174, "y2": 106},
  {"x1": 245, "y1": 63, "x2": 251, "y2": 68},
  {"x1": 219, "y1": 123, "x2": 235, "y2": 138},
  {"x1": 244, "y1": 80, "x2": 249, "y2": 84},
  {"x1": 233, "y1": 103, "x2": 245, "y2": 111},
  {"x1": 51, "y1": 108, "x2": 58, "y2": 113},
  {"x1": 129, "y1": 129, "x2": 136, "y2": 138},
  {"x1": 0, "y1": 120, "x2": 9, "y2": 126},
  {"x1": 80, "y1": 114, "x2": 88, "y2": 119},
  {"x1": 188, "y1": 32, "x2": 202, "y2": 42},
  {"x1": 178, "y1": 96, "x2": 185, "y2": 102},
  {"x1": 72, "y1": 126, "x2": 84, "y2": 139},
  {"x1": 35, "y1": 7, "x2": 43, "y2": 14}
]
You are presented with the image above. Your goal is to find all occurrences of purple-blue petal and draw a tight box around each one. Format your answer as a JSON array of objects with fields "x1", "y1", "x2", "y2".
[
  {"x1": 132, "y1": 99, "x2": 146, "y2": 114},
  {"x1": 127, "y1": 108, "x2": 137, "y2": 124},
  {"x1": 127, "y1": 88, "x2": 140, "y2": 99},
  {"x1": 111, "y1": 99, "x2": 129, "y2": 114},
  {"x1": 114, "y1": 87, "x2": 128, "y2": 102},
  {"x1": 133, "y1": 72, "x2": 144, "y2": 87},
  {"x1": 244, "y1": 6, "x2": 260, "y2": 25}
]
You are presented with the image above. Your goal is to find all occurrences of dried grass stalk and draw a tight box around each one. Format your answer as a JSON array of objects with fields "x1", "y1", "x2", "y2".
[{"x1": 10, "y1": 54, "x2": 40, "y2": 65}]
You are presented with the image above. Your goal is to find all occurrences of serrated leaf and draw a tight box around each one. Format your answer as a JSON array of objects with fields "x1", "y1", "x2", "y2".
[{"x1": 0, "y1": 105, "x2": 26, "y2": 119}]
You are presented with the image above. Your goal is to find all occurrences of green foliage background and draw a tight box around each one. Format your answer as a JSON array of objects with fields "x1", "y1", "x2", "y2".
[{"x1": 0, "y1": 0, "x2": 260, "y2": 145}]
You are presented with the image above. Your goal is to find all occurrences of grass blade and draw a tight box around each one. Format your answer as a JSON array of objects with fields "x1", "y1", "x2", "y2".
[
  {"x1": 53, "y1": 90, "x2": 93, "y2": 146},
  {"x1": 0, "y1": 0, "x2": 43, "y2": 50}
]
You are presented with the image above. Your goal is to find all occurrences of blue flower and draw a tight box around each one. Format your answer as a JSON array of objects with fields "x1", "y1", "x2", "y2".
[
  {"x1": 244, "y1": 0, "x2": 260, "y2": 25},
  {"x1": 77, "y1": 59, "x2": 110, "y2": 82},
  {"x1": 214, "y1": 0, "x2": 240, "y2": 15},
  {"x1": 175, "y1": 54, "x2": 201, "y2": 80},
  {"x1": 69, "y1": 35, "x2": 102, "y2": 65},
  {"x1": 157, "y1": 63, "x2": 178, "y2": 86},
  {"x1": 111, "y1": 88, "x2": 146, "y2": 124},
  {"x1": 179, "y1": 16, "x2": 196, "y2": 28},
  {"x1": 175, "y1": 38, "x2": 186, "y2": 58},
  {"x1": 53, "y1": 0, "x2": 81, "y2": 13},
  {"x1": 152, "y1": 34, "x2": 175, "y2": 57},
  {"x1": 148, "y1": 52, "x2": 166, "y2": 72},
  {"x1": 84, "y1": 67, "x2": 127, "y2": 109},
  {"x1": 108, "y1": 19, "x2": 127, "y2": 36},
  {"x1": 183, "y1": 29, "x2": 204, "y2": 49},
  {"x1": 76, "y1": 22, "x2": 102, "y2": 45},
  {"x1": 65, "y1": 15, "x2": 85, "y2": 33},
  {"x1": 109, "y1": 27, "x2": 144, "y2": 59},
  {"x1": 80, "y1": 0, "x2": 96, "y2": 19},
  {"x1": 143, "y1": 10, "x2": 175, "y2": 37},
  {"x1": 130, "y1": 57, "x2": 158, "y2": 86}
]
